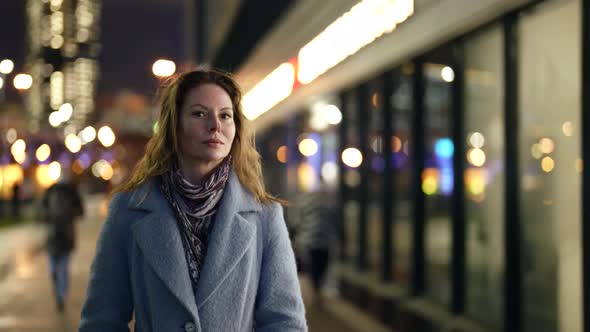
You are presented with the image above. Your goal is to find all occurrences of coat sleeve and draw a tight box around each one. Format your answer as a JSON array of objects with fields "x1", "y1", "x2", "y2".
[
  {"x1": 254, "y1": 203, "x2": 308, "y2": 331},
  {"x1": 79, "y1": 194, "x2": 133, "y2": 332}
]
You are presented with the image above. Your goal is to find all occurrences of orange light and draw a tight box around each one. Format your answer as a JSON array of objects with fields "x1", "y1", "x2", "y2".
[{"x1": 276, "y1": 145, "x2": 288, "y2": 163}]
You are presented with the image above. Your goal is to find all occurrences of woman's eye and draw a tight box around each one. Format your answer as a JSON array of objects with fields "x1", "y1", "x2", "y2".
[
  {"x1": 221, "y1": 114, "x2": 233, "y2": 119},
  {"x1": 192, "y1": 111, "x2": 206, "y2": 117}
]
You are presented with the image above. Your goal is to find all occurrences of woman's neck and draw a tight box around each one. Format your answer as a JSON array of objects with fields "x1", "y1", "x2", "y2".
[{"x1": 176, "y1": 157, "x2": 219, "y2": 185}]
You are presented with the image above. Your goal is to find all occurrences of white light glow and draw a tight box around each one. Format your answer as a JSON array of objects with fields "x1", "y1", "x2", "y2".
[
  {"x1": 469, "y1": 132, "x2": 485, "y2": 148},
  {"x1": 0, "y1": 59, "x2": 14, "y2": 74},
  {"x1": 50, "y1": 35, "x2": 64, "y2": 49},
  {"x1": 242, "y1": 62, "x2": 295, "y2": 120},
  {"x1": 50, "y1": 72, "x2": 64, "y2": 110},
  {"x1": 97, "y1": 126, "x2": 116, "y2": 147},
  {"x1": 92, "y1": 159, "x2": 112, "y2": 179},
  {"x1": 467, "y1": 148, "x2": 486, "y2": 167},
  {"x1": 441, "y1": 66, "x2": 455, "y2": 82},
  {"x1": 298, "y1": 138, "x2": 319, "y2": 157},
  {"x1": 48, "y1": 161, "x2": 61, "y2": 181},
  {"x1": 79, "y1": 126, "x2": 96, "y2": 144},
  {"x1": 65, "y1": 134, "x2": 82, "y2": 153},
  {"x1": 323, "y1": 105, "x2": 342, "y2": 125},
  {"x1": 49, "y1": 112, "x2": 62, "y2": 127},
  {"x1": 310, "y1": 107, "x2": 329, "y2": 131},
  {"x1": 297, "y1": 0, "x2": 414, "y2": 84},
  {"x1": 6, "y1": 128, "x2": 17, "y2": 143},
  {"x1": 36, "y1": 144, "x2": 51, "y2": 162},
  {"x1": 0, "y1": 77, "x2": 3, "y2": 90},
  {"x1": 152, "y1": 59, "x2": 176, "y2": 77},
  {"x1": 321, "y1": 161, "x2": 339, "y2": 185},
  {"x1": 342, "y1": 147, "x2": 363, "y2": 168},
  {"x1": 58, "y1": 103, "x2": 73, "y2": 121},
  {"x1": 11, "y1": 139, "x2": 26, "y2": 155},
  {"x1": 13, "y1": 74, "x2": 33, "y2": 90}
]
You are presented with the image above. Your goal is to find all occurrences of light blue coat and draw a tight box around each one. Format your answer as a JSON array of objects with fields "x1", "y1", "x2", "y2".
[{"x1": 80, "y1": 172, "x2": 307, "y2": 331}]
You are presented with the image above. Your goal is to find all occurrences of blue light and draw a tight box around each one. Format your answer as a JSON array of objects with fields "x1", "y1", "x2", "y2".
[
  {"x1": 371, "y1": 156, "x2": 385, "y2": 173},
  {"x1": 439, "y1": 166, "x2": 454, "y2": 195},
  {"x1": 435, "y1": 138, "x2": 454, "y2": 159}
]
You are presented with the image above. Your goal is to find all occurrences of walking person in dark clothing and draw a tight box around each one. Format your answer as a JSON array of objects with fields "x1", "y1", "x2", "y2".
[
  {"x1": 41, "y1": 177, "x2": 84, "y2": 312},
  {"x1": 290, "y1": 188, "x2": 336, "y2": 307},
  {"x1": 11, "y1": 182, "x2": 21, "y2": 219}
]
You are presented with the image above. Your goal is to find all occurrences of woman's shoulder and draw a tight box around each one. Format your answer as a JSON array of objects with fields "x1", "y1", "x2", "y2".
[
  {"x1": 111, "y1": 178, "x2": 155, "y2": 206},
  {"x1": 255, "y1": 200, "x2": 287, "y2": 238}
]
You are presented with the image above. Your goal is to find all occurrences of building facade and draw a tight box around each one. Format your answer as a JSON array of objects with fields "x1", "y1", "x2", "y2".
[
  {"x1": 25, "y1": 0, "x2": 101, "y2": 132},
  {"x1": 233, "y1": 0, "x2": 589, "y2": 331}
]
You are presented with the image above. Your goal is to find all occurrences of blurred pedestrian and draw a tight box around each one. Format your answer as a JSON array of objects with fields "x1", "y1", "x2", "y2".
[
  {"x1": 80, "y1": 68, "x2": 306, "y2": 331},
  {"x1": 11, "y1": 182, "x2": 21, "y2": 219},
  {"x1": 41, "y1": 176, "x2": 84, "y2": 312},
  {"x1": 290, "y1": 187, "x2": 337, "y2": 307}
]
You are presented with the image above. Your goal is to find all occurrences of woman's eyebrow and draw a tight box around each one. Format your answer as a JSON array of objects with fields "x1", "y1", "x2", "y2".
[{"x1": 188, "y1": 103, "x2": 233, "y2": 111}]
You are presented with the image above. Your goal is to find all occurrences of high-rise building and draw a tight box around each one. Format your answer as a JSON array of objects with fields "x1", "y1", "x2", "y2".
[{"x1": 25, "y1": 0, "x2": 101, "y2": 133}]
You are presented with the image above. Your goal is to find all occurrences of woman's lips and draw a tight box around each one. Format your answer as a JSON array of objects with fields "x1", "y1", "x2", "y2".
[{"x1": 203, "y1": 139, "x2": 223, "y2": 147}]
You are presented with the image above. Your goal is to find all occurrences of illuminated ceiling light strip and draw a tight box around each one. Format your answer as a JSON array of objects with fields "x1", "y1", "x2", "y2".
[
  {"x1": 298, "y1": 0, "x2": 414, "y2": 85},
  {"x1": 242, "y1": 62, "x2": 295, "y2": 120}
]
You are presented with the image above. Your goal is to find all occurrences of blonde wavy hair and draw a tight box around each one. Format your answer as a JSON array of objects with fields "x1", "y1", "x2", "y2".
[{"x1": 114, "y1": 68, "x2": 280, "y2": 205}]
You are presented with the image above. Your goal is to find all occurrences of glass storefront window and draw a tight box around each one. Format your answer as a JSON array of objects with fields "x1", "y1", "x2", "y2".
[
  {"x1": 390, "y1": 64, "x2": 414, "y2": 289},
  {"x1": 343, "y1": 90, "x2": 361, "y2": 263},
  {"x1": 464, "y1": 24, "x2": 504, "y2": 329},
  {"x1": 366, "y1": 78, "x2": 385, "y2": 277},
  {"x1": 423, "y1": 47, "x2": 453, "y2": 306},
  {"x1": 519, "y1": 1, "x2": 582, "y2": 331}
]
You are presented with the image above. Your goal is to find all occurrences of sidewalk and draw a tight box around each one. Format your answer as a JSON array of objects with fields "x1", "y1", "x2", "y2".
[
  {"x1": 0, "y1": 222, "x2": 46, "y2": 281},
  {"x1": 299, "y1": 274, "x2": 392, "y2": 332}
]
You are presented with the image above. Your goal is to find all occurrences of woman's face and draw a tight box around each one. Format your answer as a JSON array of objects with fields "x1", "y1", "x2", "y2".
[{"x1": 177, "y1": 83, "x2": 236, "y2": 173}]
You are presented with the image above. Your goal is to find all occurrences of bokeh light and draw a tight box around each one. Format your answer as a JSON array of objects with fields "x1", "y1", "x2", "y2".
[
  {"x1": 97, "y1": 126, "x2": 116, "y2": 147},
  {"x1": 422, "y1": 168, "x2": 439, "y2": 195},
  {"x1": 323, "y1": 105, "x2": 342, "y2": 125},
  {"x1": 6, "y1": 128, "x2": 17, "y2": 143},
  {"x1": 65, "y1": 134, "x2": 82, "y2": 153},
  {"x1": 539, "y1": 138, "x2": 555, "y2": 154},
  {"x1": 321, "y1": 161, "x2": 339, "y2": 185},
  {"x1": 467, "y1": 148, "x2": 486, "y2": 167},
  {"x1": 562, "y1": 121, "x2": 573, "y2": 137},
  {"x1": 299, "y1": 138, "x2": 318, "y2": 157},
  {"x1": 391, "y1": 136, "x2": 402, "y2": 153},
  {"x1": 36, "y1": 144, "x2": 51, "y2": 162},
  {"x1": 468, "y1": 132, "x2": 485, "y2": 148},
  {"x1": 13, "y1": 74, "x2": 33, "y2": 90},
  {"x1": 541, "y1": 156, "x2": 555, "y2": 173},
  {"x1": 152, "y1": 59, "x2": 176, "y2": 77},
  {"x1": 342, "y1": 148, "x2": 363, "y2": 168},
  {"x1": 276, "y1": 145, "x2": 288, "y2": 163},
  {"x1": 0, "y1": 59, "x2": 14, "y2": 74},
  {"x1": 441, "y1": 66, "x2": 455, "y2": 82}
]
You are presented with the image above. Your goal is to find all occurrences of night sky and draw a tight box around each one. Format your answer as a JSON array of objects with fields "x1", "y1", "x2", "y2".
[{"x1": 0, "y1": 0, "x2": 184, "y2": 99}]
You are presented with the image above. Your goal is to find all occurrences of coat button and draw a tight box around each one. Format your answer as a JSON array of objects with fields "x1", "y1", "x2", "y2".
[{"x1": 183, "y1": 321, "x2": 196, "y2": 332}]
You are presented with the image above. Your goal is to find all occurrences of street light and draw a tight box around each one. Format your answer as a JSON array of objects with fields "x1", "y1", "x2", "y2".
[
  {"x1": 0, "y1": 59, "x2": 14, "y2": 102},
  {"x1": 13, "y1": 73, "x2": 32, "y2": 91},
  {"x1": 97, "y1": 126, "x2": 116, "y2": 147},
  {"x1": 0, "y1": 59, "x2": 14, "y2": 75},
  {"x1": 152, "y1": 59, "x2": 176, "y2": 77}
]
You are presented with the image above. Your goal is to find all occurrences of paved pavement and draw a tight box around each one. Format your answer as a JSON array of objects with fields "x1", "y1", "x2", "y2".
[{"x1": 0, "y1": 194, "x2": 388, "y2": 332}]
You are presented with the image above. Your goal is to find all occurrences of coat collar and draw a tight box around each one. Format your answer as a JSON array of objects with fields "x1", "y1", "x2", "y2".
[{"x1": 129, "y1": 171, "x2": 261, "y2": 316}]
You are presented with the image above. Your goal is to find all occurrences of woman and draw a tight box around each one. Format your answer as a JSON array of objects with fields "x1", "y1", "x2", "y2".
[{"x1": 80, "y1": 69, "x2": 307, "y2": 331}]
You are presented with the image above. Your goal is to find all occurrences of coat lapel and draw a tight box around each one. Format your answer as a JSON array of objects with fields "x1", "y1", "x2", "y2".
[
  {"x1": 194, "y1": 172, "x2": 261, "y2": 308},
  {"x1": 129, "y1": 178, "x2": 200, "y2": 318}
]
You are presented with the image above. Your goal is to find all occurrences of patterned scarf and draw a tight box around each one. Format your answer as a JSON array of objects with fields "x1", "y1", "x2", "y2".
[{"x1": 160, "y1": 156, "x2": 232, "y2": 285}]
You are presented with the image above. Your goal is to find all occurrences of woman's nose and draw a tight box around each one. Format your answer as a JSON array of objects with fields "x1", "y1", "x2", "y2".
[{"x1": 209, "y1": 117, "x2": 221, "y2": 131}]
